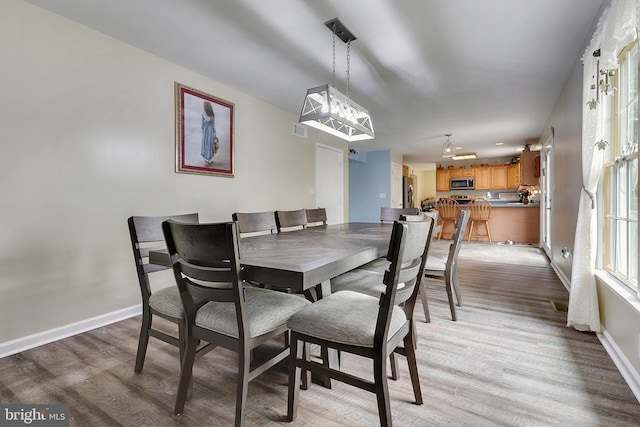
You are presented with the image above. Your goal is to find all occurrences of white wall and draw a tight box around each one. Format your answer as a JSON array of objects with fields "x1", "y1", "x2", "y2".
[{"x1": 0, "y1": 0, "x2": 347, "y2": 345}]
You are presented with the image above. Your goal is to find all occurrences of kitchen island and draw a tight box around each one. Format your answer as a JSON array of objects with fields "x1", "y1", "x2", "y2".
[{"x1": 436, "y1": 201, "x2": 540, "y2": 244}]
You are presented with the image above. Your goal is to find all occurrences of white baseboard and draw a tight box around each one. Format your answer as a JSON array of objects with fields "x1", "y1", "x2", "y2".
[
  {"x1": 0, "y1": 305, "x2": 141, "y2": 358},
  {"x1": 550, "y1": 259, "x2": 571, "y2": 292},
  {"x1": 598, "y1": 329, "x2": 640, "y2": 404}
]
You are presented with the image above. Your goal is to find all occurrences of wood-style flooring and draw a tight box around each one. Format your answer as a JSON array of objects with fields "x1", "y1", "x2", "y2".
[{"x1": 1, "y1": 242, "x2": 639, "y2": 426}]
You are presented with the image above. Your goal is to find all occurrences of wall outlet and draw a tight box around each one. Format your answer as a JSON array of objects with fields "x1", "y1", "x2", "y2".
[{"x1": 379, "y1": 193, "x2": 387, "y2": 199}]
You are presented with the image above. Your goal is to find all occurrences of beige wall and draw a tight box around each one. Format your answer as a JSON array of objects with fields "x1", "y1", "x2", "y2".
[{"x1": 0, "y1": 0, "x2": 347, "y2": 344}]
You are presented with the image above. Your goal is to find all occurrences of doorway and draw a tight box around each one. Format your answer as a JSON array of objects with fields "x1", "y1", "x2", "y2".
[
  {"x1": 315, "y1": 144, "x2": 344, "y2": 224},
  {"x1": 541, "y1": 133, "x2": 554, "y2": 255}
]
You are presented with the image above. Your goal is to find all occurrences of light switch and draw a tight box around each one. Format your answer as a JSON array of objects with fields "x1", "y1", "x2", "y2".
[{"x1": 379, "y1": 193, "x2": 387, "y2": 199}]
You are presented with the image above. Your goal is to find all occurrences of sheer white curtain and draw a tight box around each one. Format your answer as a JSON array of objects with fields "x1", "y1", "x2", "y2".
[{"x1": 567, "y1": 0, "x2": 637, "y2": 332}]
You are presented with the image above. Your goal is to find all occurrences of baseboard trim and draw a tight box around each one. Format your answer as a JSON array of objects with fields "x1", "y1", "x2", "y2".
[
  {"x1": 598, "y1": 329, "x2": 640, "y2": 404},
  {"x1": 550, "y1": 259, "x2": 571, "y2": 292},
  {"x1": 0, "y1": 305, "x2": 141, "y2": 358}
]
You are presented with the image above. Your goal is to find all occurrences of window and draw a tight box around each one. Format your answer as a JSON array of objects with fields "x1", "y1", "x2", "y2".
[{"x1": 604, "y1": 42, "x2": 639, "y2": 292}]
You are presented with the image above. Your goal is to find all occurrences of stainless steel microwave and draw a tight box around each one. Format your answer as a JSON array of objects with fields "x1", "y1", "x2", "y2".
[{"x1": 450, "y1": 177, "x2": 475, "y2": 190}]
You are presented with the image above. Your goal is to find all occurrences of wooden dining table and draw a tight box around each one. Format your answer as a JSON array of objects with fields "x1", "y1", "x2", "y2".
[{"x1": 150, "y1": 222, "x2": 393, "y2": 297}]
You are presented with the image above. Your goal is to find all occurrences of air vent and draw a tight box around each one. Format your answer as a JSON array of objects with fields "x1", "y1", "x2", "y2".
[{"x1": 293, "y1": 123, "x2": 308, "y2": 138}]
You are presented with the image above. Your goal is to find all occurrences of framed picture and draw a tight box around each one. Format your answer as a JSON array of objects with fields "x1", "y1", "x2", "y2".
[{"x1": 175, "y1": 82, "x2": 234, "y2": 177}]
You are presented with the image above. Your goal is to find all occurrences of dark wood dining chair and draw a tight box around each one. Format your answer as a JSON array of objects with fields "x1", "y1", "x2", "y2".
[
  {"x1": 275, "y1": 209, "x2": 307, "y2": 232},
  {"x1": 380, "y1": 207, "x2": 420, "y2": 223},
  {"x1": 424, "y1": 209, "x2": 470, "y2": 321},
  {"x1": 287, "y1": 219, "x2": 432, "y2": 427},
  {"x1": 162, "y1": 220, "x2": 310, "y2": 426},
  {"x1": 232, "y1": 211, "x2": 278, "y2": 236},
  {"x1": 127, "y1": 213, "x2": 202, "y2": 374},
  {"x1": 305, "y1": 208, "x2": 327, "y2": 227}
]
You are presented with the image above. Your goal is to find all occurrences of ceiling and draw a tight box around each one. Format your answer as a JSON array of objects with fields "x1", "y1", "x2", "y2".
[{"x1": 25, "y1": 0, "x2": 604, "y2": 165}]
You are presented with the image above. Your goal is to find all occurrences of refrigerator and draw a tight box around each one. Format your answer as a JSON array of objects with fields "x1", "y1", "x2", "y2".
[{"x1": 403, "y1": 176, "x2": 414, "y2": 208}]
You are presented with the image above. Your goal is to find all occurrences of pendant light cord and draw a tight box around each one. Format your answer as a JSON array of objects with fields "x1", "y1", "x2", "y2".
[
  {"x1": 346, "y1": 40, "x2": 351, "y2": 96},
  {"x1": 332, "y1": 24, "x2": 337, "y2": 88}
]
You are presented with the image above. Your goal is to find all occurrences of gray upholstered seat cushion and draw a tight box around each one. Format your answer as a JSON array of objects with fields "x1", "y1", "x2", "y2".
[
  {"x1": 287, "y1": 290, "x2": 408, "y2": 347},
  {"x1": 195, "y1": 287, "x2": 310, "y2": 339},
  {"x1": 424, "y1": 253, "x2": 447, "y2": 271},
  {"x1": 149, "y1": 286, "x2": 185, "y2": 318},
  {"x1": 330, "y1": 269, "x2": 385, "y2": 297}
]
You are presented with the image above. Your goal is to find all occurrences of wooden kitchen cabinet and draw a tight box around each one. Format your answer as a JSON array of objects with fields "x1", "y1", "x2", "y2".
[
  {"x1": 507, "y1": 163, "x2": 521, "y2": 189},
  {"x1": 475, "y1": 166, "x2": 491, "y2": 190},
  {"x1": 449, "y1": 168, "x2": 474, "y2": 178},
  {"x1": 436, "y1": 169, "x2": 450, "y2": 191},
  {"x1": 491, "y1": 165, "x2": 508, "y2": 189},
  {"x1": 520, "y1": 151, "x2": 540, "y2": 185}
]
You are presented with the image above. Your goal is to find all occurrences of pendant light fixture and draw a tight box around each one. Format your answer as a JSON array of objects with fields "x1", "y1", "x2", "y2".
[
  {"x1": 441, "y1": 133, "x2": 455, "y2": 158},
  {"x1": 299, "y1": 18, "x2": 374, "y2": 142}
]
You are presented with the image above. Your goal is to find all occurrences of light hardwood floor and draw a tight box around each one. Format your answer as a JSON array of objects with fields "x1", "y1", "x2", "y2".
[{"x1": 1, "y1": 242, "x2": 639, "y2": 426}]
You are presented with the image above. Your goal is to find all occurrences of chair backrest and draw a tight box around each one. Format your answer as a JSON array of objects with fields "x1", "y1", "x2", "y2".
[
  {"x1": 232, "y1": 211, "x2": 278, "y2": 236},
  {"x1": 162, "y1": 220, "x2": 248, "y2": 337},
  {"x1": 380, "y1": 207, "x2": 420, "y2": 223},
  {"x1": 275, "y1": 209, "x2": 307, "y2": 232},
  {"x1": 305, "y1": 208, "x2": 327, "y2": 227},
  {"x1": 446, "y1": 209, "x2": 470, "y2": 273},
  {"x1": 127, "y1": 213, "x2": 199, "y2": 300},
  {"x1": 423, "y1": 210, "x2": 439, "y2": 223},
  {"x1": 437, "y1": 198, "x2": 459, "y2": 220},
  {"x1": 468, "y1": 198, "x2": 491, "y2": 220},
  {"x1": 376, "y1": 217, "x2": 434, "y2": 339}
]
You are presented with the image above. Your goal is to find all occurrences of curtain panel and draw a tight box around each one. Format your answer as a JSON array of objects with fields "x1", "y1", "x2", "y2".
[{"x1": 568, "y1": 0, "x2": 637, "y2": 332}]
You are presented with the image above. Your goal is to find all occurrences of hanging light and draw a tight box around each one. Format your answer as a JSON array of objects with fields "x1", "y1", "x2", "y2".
[
  {"x1": 441, "y1": 134, "x2": 455, "y2": 158},
  {"x1": 299, "y1": 18, "x2": 374, "y2": 142}
]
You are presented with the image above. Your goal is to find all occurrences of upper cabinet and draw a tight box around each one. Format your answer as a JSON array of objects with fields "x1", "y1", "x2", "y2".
[
  {"x1": 491, "y1": 165, "x2": 508, "y2": 189},
  {"x1": 449, "y1": 168, "x2": 474, "y2": 179},
  {"x1": 520, "y1": 151, "x2": 541, "y2": 185},
  {"x1": 436, "y1": 168, "x2": 450, "y2": 191},
  {"x1": 507, "y1": 163, "x2": 520, "y2": 189},
  {"x1": 475, "y1": 166, "x2": 491, "y2": 190}
]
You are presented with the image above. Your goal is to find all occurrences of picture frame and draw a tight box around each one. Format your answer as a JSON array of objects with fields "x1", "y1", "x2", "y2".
[{"x1": 175, "y1": 82, "x2": 234, "y2": 177}]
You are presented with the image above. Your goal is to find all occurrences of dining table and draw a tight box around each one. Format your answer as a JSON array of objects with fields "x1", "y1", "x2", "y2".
[{"x1": 150, "y1": 222, "x2": 393, "y2": 298}]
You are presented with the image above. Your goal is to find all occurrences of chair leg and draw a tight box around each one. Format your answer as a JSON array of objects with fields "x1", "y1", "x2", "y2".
[
  {"x1": 486, "y1": 221, "x2": 492, "y2": 244},
  {"x1": 177, "y1": 320, "x2": 194, "y2": 400},
  {"x1": 444, "y1": 275, "x2": 458, "y2": 321},
  {"x1": 174, "y1": 337, "x2": 198, "y2": 415},
  {"x1": 403, "y1": 334, "x2": 423, "y2": 405},
  {"x1": 287, "y1": 337, "x2": 303, "y2": 421},
  {"x1": 419, "y1": 286, "x2": 431, "y2": 323},
  {"x1": 468, "y1": 220, "x2": 475, "y2": 242},
  {"x1": 134, "y1": 311, "x2": 151, "y2": 374},
  {"x1": 235, "y1": 343, "x2": 251, "y2": 427},
  {"x1": 389, "y1": 353, "x2": 399, "y2": 380},
  {"x1": 374, "y1": 352, "x2": 392, "y2": 427},
  {"x1": 451, "y1": 265, "x2": 463, "y2": 307}
]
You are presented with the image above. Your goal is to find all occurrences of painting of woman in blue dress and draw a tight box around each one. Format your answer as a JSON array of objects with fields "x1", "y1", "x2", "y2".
[
  {"x1": 176, "y1": 82, "x2": 234, "y2": 176},
  {"x1": 201, "y1": 101, "x2": 216, "y2": 166}
]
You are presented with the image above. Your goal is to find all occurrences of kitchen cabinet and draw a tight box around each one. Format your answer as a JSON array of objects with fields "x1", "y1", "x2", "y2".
[
  {"x1": 491, "y1": 165, "x2": 508, "y2": 189},
  {"x1": 436, "y1": 169, "x2": 450, "y2": 191},
  {"x1": 475, "y1": 166, "x2": 491, "y2": 190},
  {"x1": 520, "y1": 151, "x2": 540, "y2": 185},
  {"x1": 449, "y1": 168, "x2": 474, "y2": 179},
  {"x1": 507, "y1": 163, "x2": 521, "y2": 189}
]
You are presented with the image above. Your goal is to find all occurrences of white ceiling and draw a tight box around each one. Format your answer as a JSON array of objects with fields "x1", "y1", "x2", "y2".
[{"x1": 25, "y1": 0, "x2": 604, "y2": 164}]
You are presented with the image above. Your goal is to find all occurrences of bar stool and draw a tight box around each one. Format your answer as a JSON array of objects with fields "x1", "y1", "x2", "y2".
[
  {"x1": 437, "y1": 198, "x2": 459, "y2": 239},
  {"x1": 468, "y1": 198, "x2": 492, "y2": 243}
]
